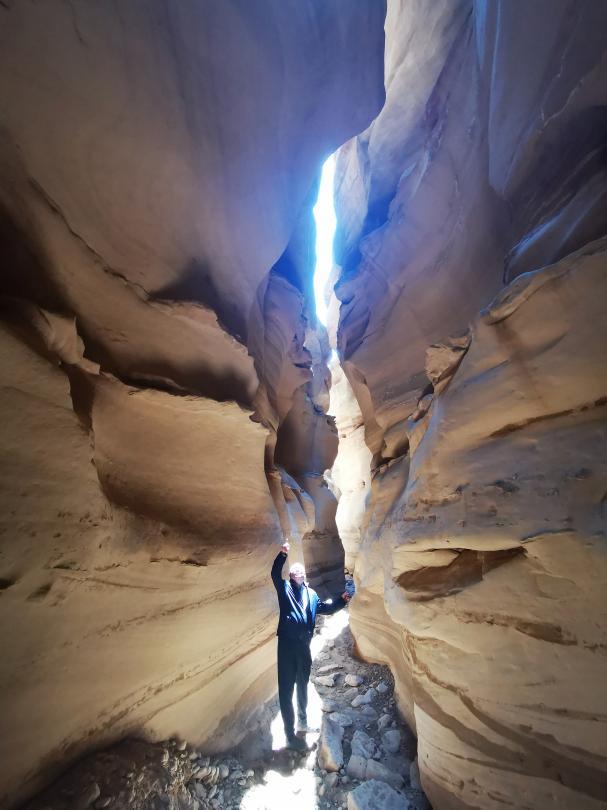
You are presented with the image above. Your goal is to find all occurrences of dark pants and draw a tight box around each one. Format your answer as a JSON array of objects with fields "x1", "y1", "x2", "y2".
[{"x1": 277, "y1": 636, "x2": 312, "y2": 738}]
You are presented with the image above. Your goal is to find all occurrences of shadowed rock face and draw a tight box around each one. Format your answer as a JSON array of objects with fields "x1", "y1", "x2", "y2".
[
  {"x1": 0, "y1": 2, "x2": 386, "y2": 807},
  {"x1": 332, "y1": 2, "x2": 607, "y2": 808}
]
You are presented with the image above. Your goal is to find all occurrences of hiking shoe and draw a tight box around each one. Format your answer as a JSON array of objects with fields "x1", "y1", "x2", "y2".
[{"x1": 286, "y1": 734, "x2": 308, "y2": 752}]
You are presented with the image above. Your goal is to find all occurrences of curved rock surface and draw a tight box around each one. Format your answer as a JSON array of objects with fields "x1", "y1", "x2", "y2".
[
  {"x1": 0, "y1": 3, "x2": 386, "y2": 807},
  {"x1": 2, "y1": 2, "x2": 607, "y2": 809},
  {"x1": 332, "y1": 3, "x2": 607, "y2": 808}
]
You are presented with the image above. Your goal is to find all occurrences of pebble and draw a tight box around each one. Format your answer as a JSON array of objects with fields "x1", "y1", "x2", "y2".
[
  {"x1": 177, "y1": 740, "x2": 188, "y2": 751},
  {"x1": 381, "y1": 729, "x2": 401, "y2": 753},
  {"x1": 95, "y1": 800, "x2": 111, "y2": 809},
  {"x1": 322, "y1": 698, "x2": 340, "y2": 712},
  {"x1": 325, "y1": 772, "x2": 339, "y2": 789},
  {"x1": 316, "y1": 674, "x2": 337, "y2": 687},
  {"x1": 377, "y1": 714, "x2": 391, "y2": 732},
  {"x1": 344, "y1": 674, "x2": 364, "y2": 687},
  {"x1": 351, "y1": 688, "x2": 377, "y2": 708},
  {"x1": 376, "y1": 681, "x2": 389, "y2": 694}
]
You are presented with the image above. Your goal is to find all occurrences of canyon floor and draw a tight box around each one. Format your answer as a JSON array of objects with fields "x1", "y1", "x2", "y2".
[{"x1": 23, "y1": 610, "x2": 430, "y2": 810}]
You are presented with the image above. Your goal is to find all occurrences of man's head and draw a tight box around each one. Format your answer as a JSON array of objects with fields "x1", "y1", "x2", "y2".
[{"x1": 289, "y1": 562, "x2": 306, "y2": 586}]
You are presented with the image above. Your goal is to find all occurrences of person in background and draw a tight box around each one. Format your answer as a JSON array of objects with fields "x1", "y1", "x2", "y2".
[{"x1": 271, "y1": 539, "x2": 351, "y2": 751}]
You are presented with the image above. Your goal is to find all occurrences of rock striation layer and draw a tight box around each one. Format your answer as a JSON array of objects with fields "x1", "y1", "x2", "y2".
[{"x1": 332, "y1": 3, "x2": 607, "y2": 809}]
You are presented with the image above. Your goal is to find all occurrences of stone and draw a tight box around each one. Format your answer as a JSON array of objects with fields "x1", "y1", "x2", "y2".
[
  {"x1": 351, "y1": 730, "x2": 375, "y2": 759},
  {"x1": 325, "y1": 772, "x2": 340, "y2": 789},
  {"x1": 316, "y1": 674, "x2": 337, "y2": 687},
  {"x1": 381, "y1": 730, "x2": 401, "y2": 754},
  {"x1": 328, "y1": 712, "x2": 354, "y2": 727},
  {"x1": 344, "y1": 674, "x2": 364, "y2": 687},
  {"x1": 376, "y1": 682, "x2": 389, "y2": 695},
  {"x1": 347, "y1": 780, "x2": 410, "y2": 810},
  {"x1": 318, "y1": 718, "x2": 344, "y2": 773},
  {"x1": 322, "y1": 698, "x2": 340, "y2": 713},
  {"x1": 365, "y1": 759, "x2": 403, "y2": 790},
  {"x1": 377, "y1": 715, "x2": 392, "y2": 732},
  {"x1": 346, "y1": 755, "x2": 367, "y2": 781},
  {"x1": 318, "y1": 663, "x2": 343, "y2": 674},
  {"x1": 351, "y1": 688, "x2": 376, "y2": 708},
  {"x1": 360, "y1": 706, "x2": 378, "y2": 719},
  {"x1": 74, "y1": 783, "x2": 100, "y2": 810}
]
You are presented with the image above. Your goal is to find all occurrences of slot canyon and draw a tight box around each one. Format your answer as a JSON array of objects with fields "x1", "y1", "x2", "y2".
[{"x1": 1, "y1": 2, "x2": 606, "y2": 809}]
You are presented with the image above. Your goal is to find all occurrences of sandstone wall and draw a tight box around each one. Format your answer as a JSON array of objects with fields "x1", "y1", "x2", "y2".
[
  {"x1": 333, "y1": 2, "x2": 607, "y2": 808},
  {"x1": 0, "y1": 2, "x2": 386, "y2": 806}
]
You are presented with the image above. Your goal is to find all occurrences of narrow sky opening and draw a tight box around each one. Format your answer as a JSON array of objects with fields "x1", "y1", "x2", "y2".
[{"x1": 312, "y1": 155, "x2": 337, "y2": 326}]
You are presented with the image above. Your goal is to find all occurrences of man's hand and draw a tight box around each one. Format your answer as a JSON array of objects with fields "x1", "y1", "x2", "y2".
[
  {"x1": 281, "y1": 540, "x2": 290, "y2": 555},
  {"x1": 342, "y1": 591, "x2": 351, "y2": 603}
]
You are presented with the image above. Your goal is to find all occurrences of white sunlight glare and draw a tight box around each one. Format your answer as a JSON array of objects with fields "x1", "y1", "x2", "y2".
[{"x1": 313, "y1": 155, "x2": 337, "y2": 326}]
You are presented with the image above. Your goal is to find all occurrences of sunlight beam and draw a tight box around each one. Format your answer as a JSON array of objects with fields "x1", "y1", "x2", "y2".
[{"x1": 313, "y1": 156, "x2": 337, "y2": 326}]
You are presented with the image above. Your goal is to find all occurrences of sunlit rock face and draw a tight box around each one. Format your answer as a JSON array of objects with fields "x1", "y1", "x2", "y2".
[
  {"x1": 333, "y1": 2, "x2": 607, "y2": 808},
  {"x1": 0, "y1": 2, "x2": 386, "y2": 806}
]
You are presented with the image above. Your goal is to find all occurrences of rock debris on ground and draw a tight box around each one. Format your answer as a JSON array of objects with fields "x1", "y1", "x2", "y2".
[{"x1": 23, "y1": 612, "x2": 431, "y2": 810}]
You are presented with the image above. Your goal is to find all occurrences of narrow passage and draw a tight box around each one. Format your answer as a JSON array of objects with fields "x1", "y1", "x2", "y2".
[{"x1": 24, "y1": 612, "x2": 430, "y2": 810}]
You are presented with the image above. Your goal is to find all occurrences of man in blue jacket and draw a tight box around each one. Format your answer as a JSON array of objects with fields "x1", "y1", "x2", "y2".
[{"x1": 271, "y1": 540, "x2": 350, "y2": 751}]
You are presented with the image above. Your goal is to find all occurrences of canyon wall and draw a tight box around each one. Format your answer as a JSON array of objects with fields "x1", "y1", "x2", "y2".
[
  {"x1": 334, "y1": 1, "x2": 607, "y2": 808},
  {"x1": 0, "y1": 2, "x2": 386, "y2": 806}
]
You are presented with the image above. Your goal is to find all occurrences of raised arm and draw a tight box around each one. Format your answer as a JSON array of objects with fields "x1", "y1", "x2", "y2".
[{"x1": 271, "y1": 541, "x2": 290, "y2": 592}]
